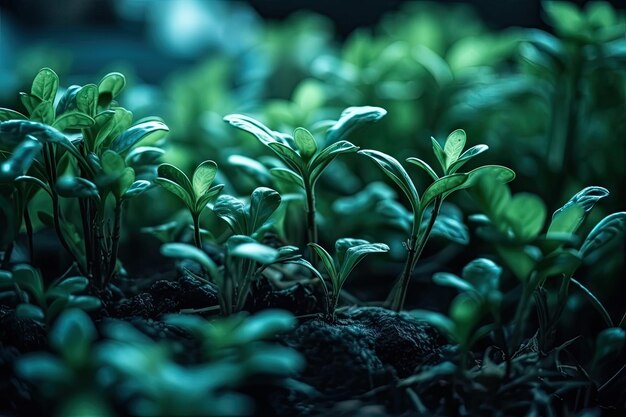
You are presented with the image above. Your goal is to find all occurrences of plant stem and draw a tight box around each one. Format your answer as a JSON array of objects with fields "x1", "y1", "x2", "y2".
[
  {"x1": 304, "y1": 179, "x2": 318, "y2": 246},
  {"x1": 511, "y1": 282, "x2": 534, "y2": 349},
  {"x1": 105, "y1": 200, "x2": 122, "y2": 286},
  {"x1": 1, "y1": 242, "x2": 13, "y2": 269},
  {"x1": 387, "y1": 197, "x2": 442, "y2": 312},
  {"x1": 192, "y1": 213, "x2": 202, "y2": 249},
  {"x1": 23, "y1": 206, "x2": 34, "y2": 262}
]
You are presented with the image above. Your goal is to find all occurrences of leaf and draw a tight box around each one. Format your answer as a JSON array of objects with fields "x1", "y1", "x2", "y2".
[
  {"x1": 161, "y1": 243, "x2": 220, "y2": 279},
  {"x1": 593, "y1": 327, "x2": 625, "y2": 365},
  {"x1": 19, "y1": 93, "x2": 42, "y2": 115},
  {"x1": 31, "y1": 68, "x2": 59, "y2": 102},
  {"x1": 309, "y1": 140, "x2": 359, "y2": 185},
  {"x1": 464, "y1": 165, "x2": 516, "y2": 189},
  {"x1": 462, "y1": 258, "x2": 502, "y2": 293},
  {"x1": 157, "y1": 163, "x2": 193, "y2": 196},
  {"x1": 109, "y1": 120, "x2": 169, "y2": 155},
  {"x1": 223, "y1": 114, "x2": 280, "y2": 146},
  {"x1": 267, "y1": 142, "x2": 304, "y2": 173},
  {"x1": 12, "y1": 264, "x2": 44, "y2": 302},
  {"x1": 0, "y1": 137, "x2": 42, "y2": 180},
  {"x1": 249, "y1": 187, "x2": 281, "y2": 234},
  {"x1": 49, "y1": 309, "x2": 97, "y2": 362},
  {"x1": 228, "y1": 237, "x2": 278, "y2": 264},
  {"x1": 326, "y1": 106, "x2": 387, "y2": 143},
  {"x1": 55, "y1": 85, "x2": 81, "y2": 115},
  {"x1": 443, "y1": 129, "x2": 466, "y2": 169},
  {"x1": 505, "y1": 193, "x2": 547, "y2": 241},
  {"x1": 214, "y1": 195, "x2": 247, "y2": 234},
  {"x1": 471, "y1": 175, "x2": 512, "y2": 225},
  {"x1": 98, "y1": 72, "x2": 126, "y2": 102},
  {"x1": 16, "y1": 304, "x2": 45, "y2": 321},
  {"x1": 53, "y1": 276, "x2": 89, "y2": 294},
  {"x1": 233, "y1": 310, "x2": 297, "y2": 344},
  {"x1": 448, "y1": 144, "x2": 489, "y2": 173},
  {"x1": 293, "y1": 127, "x2": 317, "y2": 160},
  {"x1": 114, "y1": 167, "x2": 135, "y2": 198},
  {"x1": 337, "y1": 241, "x2": 389, "y2": 285},
  {"x1": 580, "y1": 212, "x2": 626, "y2": 263},
  {"x1": 427, "y1": 209, "x2": 470, "y2": 245},
  {"x1": 0, "y1": 108, "x2": 28, "y2": 122},
  {"x1": 420, "y1": 174, "x2": 468, "y2": 211},
  {"x1": 449, "y1": 292, "x2": 484, "y2": 344},
  {"x1": 125, "y1": 146, "x2": 165, "y2": 167},
  {"x1": 308, "y1": 243, "x2": 338, "y2": 283},
  {"x1": 358, "y1": 149, "x2": 419, "y2": 212},
  {"x1": 433, "y1": 273, "x2": 475, "y2": 292},
  {"x1": 194, "y1": 184, "x2": 224, "y2": 213},
  {"x1": 228, "y1": 154, "x2": 271, "y2": 183},
  {"x1": 94, "y1": 107, "x2": 133, "y2": 151},
  {"x1": 56, "y1": 176, "x2": 99, "y2": 198},
  {"x1": 191, "y1": 160, "x2": 218, "y2": 199},
  {"x1": 75, "y1": 84, "x2": 98, "y2": 116},
  {"x1": 406, "y1": 157, "x2": 439, "y2": 180},
  {"x1": 16, "y1": 353, "x2": 70, "y2": 383},
  {"x1": 154, "y1": 178, "x2": 193, "y2": 209},
  {"x1": 30, "y1": 101, "x2": 55, "y2": 125},
  {"x1": 52, "y1": 112, "x2": 95, "y2": 131},
  {"x1": 431, "y1": 138, "x2": 447, "y2": 173},
  {"x1": 123, "y1": 180, "x2": 151, "y2": 199},
  {"x1": 270, "y1": 168, "x2": 304, "y2": 188},
  {"x1": 549, "y1": 186, "x2": 609, "y2": 236}
]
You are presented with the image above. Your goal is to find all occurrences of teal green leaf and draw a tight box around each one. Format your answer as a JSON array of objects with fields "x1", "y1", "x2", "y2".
[
  {"x1": 194, "y1": 184, "x2": 224, "y2": 213},
  {"x1": 0, "y1": 137, "x2": 42, "y2": 180},
  {"x1": 443, "y1": 129, "x2": 466, "y2": 169},
  {"x1": 448, "y1": 144, "x2": 489, "y2": 173},
  {"x1": 98, "y1": 72, "x2": 126, "y2": 100},
  {"x1": 224, "y1": 114, "x2": 280, "y2": 146},
  {"x1": 213, "y1": 194, "x2": 247, "y2": 235},
  {"x1": 337, "y1": 240, "x2": 389, "y2": 285},
  {"x1": 122, "y1": 180, "x2": 151, "y2": 199},
  {"x1": 12, "y1": 264, "x2": 44, "y2": 302},
  {"x1": 49, "y1": 309, "x2": 97, "y2": 362},
  {"x1": 109, "y1": 120, "x2": 169, "y2": 154},
  {"x1": 308, "y1": 243, "x2": 337, "y2": 281},
  {"x1": 580, "y1": 212, "x2": 626, "y2": 263},
  {"x1": 293, "y1": 127, "x2": 317, "y2": 160},
  {"x1": 228, "y1": 236, "x2": 278, "y2": 264},
  {"x1": 19, "y1": 93, "x2": 42, "y2": 115},
  {"x1": 326, "y1": 106, "x2": 387, "y2": 143},
  {"x1": 549, "y1": 186, "x2": 609, "y2": 237},
  {"x1": 0, "y1": 108, "x2": 28, "y2": 122},
  {"x1": 30, "y1": 101, "x2": 55, "y2": 125},
  {"x1": 161, "y1": 243, "x2": 220, "y2": 279},
  {"x1": 31, "y1": 68, "x2": 59, "y2": 102},
  {"x1": 462, "y1": 258, "x2": 502, "y2": 293},
  {"x1": 431, "y1": 138, "x2": 447, "y2": 172},
  {"x1": 505, "y1": 193, "x2": 547, "y2": 241},
  {"x1": 267, "y1": 142, "x2": 303, "y2": 173},
  {"x1": 406, "y1": 157, "x2": 439, "y2": 180},
  {"x1": 157, "y1": 163, "x2": 193, "y2": 196},
  {"x1": 56, "y1": 176, "x2": 99, "y2": 198},
  {"x1": 309, "y1": 140, "x2": 359, "y2": 185},
  {"x1": 270, "y1": 168, "x2": 304, "y2": 189},
  {"x1": 192, "y1": 160, "x2": 218, "y2": 199},
  {"x1": 420, "y1": 173, "x2": 468, "y2": 211},
  {"x1": 75, "y1": 84, "x2": 98, "y2": 116},
  {"x1": 154, "y1": 177, "x2": 193, "y2": 209},
  {"x1": 433, "y1": 273, "x2": 475, "y2": 292},
  {"x1": 52, "y1": 112, "x2": 95, "y2": 131},
  {"x1": 16, "y1": 304, "x2": 45, "y2": 321}
]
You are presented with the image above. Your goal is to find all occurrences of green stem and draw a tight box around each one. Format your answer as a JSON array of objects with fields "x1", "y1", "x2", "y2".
[
  {"x1": 192, "y1": 213, "x2": 202, "y2": 250},
  {"x1": 23, "y1": 205, "x2": 34, "y2": 262},
  {"x1": 304, "y1": 179, "x2": 318, "y2": 246},
  {"x1": 387, "y1": 197, "x2": 442, "y2": 312},
  {"x1": 105, "y1": 200, "x2": 122, "y2": 287},
  {"x1": 79, "y1": 198, "x2": 93, "y2": 279}
]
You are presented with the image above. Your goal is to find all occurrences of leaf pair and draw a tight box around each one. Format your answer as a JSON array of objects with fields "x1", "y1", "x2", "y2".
[
  {"x1": 156, "y1": 161, "x2": 223, "y2": 216},
  {"x1": 213, "y1": 187, "x2": 281, "y2": 236}
]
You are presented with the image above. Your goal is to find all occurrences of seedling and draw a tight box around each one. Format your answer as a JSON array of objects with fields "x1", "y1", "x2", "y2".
[
  {"x1": 213, "y1": 187, "x2": 282, "y2": 238},
  {"x1": 360, "y1": 129, "x2": 514, "y2": 311},
  {"x1": 309, "y1": 238, "x2": 389, "y2": 320},
  {"x1": 155, "y1": 160, "x2": 224, "y2": 249},
  {"x1": 224, "y1": 106, "x2": 386, "y2": 247}
]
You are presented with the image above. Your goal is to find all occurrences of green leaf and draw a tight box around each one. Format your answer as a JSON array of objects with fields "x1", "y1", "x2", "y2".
[
  {"x1": 16, "y1": 304, "x2": 45, "y2": 321},
  {"x1": 337, "y1": 240, "x2": 389, "y2": 286},
  {"x1": 233, "y1": 310, "x2": 296, "y2": 344},
  {"x1": 448, "y1": 144, "x2": 489, "y2": 173},
  {"x1": 31, "y1": 68, "x2": 59, "y2": 102},
  {"x1": 471, "y1": 175, "x2": 512, "y2": 225},
  {"x1": 0, "y1": 108, "x2": 28, "y2": 122},
  {"x1": 462, "y1": 258, "x2": 502, "y2": 293},
  {"x1": 30, "y1": 101, "x2": 55, "y2": 125},
  {"x1": 580, "y1": 212, "x2": 626, "y2": 263},
  {"x1": 223, "y1": 114, "x2": 280, "y2": 146},
  {"x1": 50, "y1": 309, "x2": 97, "y2": 362},
  {"x1": 549, "y1": 186, "x2": 609, "y2": 237},
  {"x1": 192, "y1": 160, "x2": 218, "y2": 199},
  {"x1": 12, "y1": 264, "x2": 44, "y2": 302},
  {"x1": 228, "y1": 237, "x2": 278, "y2": 264},
  {"x1": 154, "y1": 177, "x2": 193, "y2": 209},
  {"x1": 75, "y1": 84, "x2": 98, "y2": 116},
  {"x1": 123, "y1": 180, "x2": 151, "y2": 199},
  {"x1": 293, "y1": 127, "x2": 317, "y2": 160},
  {"x1": 308, "y1": 243, "x2": 338, "y2": 282},
  {"x1": 109, "y1": 120, "x2": 169, "y2": 155},
  {"x1": 409, "y1": 310, "x2": 455, "y2": 339},
  {"x1": 406, "y1": 157, "x2": 439, "y2": 180},
  {"x1": 505, "y1": 193, "x2": 547, "y2": 241},
  {"x1": 267, "y1": 142, "x2": 304, "y2": 173},
  {"x1": 0, "y1": 137, "x2": 42, "y2": 180},
  {"x1": 443, "y1": 129, "x2": 466, "y2": 169},
  {"x1": 358, "y1": 149, "x2": 420, "y2": 212},
  {"x1": 433, "y1": 273, "x2": 475, "y2": 292},
  {"x1": 309, "y1": 140, "x2": 359, "y2": 185},
  {"x1": 270, "y1": 168, "x2": 304, "y2": 188},
  {"x1": 161, "y1": 243, "x2": 220, "y2": 279},
  {"x1": 194, "y1": 184, "x2": 224, "y2": 214},
  {"x1": 56, "y1": 176, "x2": 99, "y2": 198},
  {"x1": 66, "y1": 295, "x2": 101, "y2": 311},
  {"x1": 431, "y1": 137, "x2": 447, "y2": 173},
  {"x1": 53, "y1": 276, "x2": 89, "y2": 294},
  {"x1": 114, "y1": 167, "x2": 135, "y2": 198},
  {"x1": 98, "y1": 72, "x2": 126, "y2": 101},
  {"x1": 157, "y1": 163, "x2": 193, "y2": 196},
  {"x1": 420, "y1": 173, "x2": 468, "y2": 211},
  {"x1": 125, "y1": 146, "x2": 165, "y2": 167},
  {"x1": 326, "y1": 106, "x2": 387, "y2": 143},
  {"x1": 94, "y1": 108, "x2": 133, "y2": 151},
  {"x1": 52, "y1": 112, "x2": 95, "y2": 131},
  {"x1": 19, "y1": 93, "x2": 42, "y2": 115},
  {"x1": 464, "y1": 165, "x2": 516, "y2": 189},
  {"x1": 228, "y1": 154, "x2": 271, "y2": 183},
  {"x1": 249, "y1": 187, "x2": 281, "y2": 234},
  {"x1": 55, "y1": 85, "x2": 81, "y2": 115},
  {"x1": 449, "y1": 292, "x2": 484, "y2": 344},
  {"x1": 213, "y1": 195, "x2": 247, "y2": 235}
]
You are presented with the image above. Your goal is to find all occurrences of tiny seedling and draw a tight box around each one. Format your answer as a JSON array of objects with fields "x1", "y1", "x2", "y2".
[
  {"x1": 309, "y1": 238, "x2": 389, "y2": 320},
  {"x1": 360, "y1": 129, "x2": 514, "y2": 311},
  {"x1": 155, "y1": 160, "x2": 224, "y2": 249}
]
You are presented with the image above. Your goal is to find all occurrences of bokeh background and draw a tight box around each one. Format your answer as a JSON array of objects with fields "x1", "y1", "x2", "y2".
[{"x1": 1, "y1": 0, "x2": 625, "y2": 314}]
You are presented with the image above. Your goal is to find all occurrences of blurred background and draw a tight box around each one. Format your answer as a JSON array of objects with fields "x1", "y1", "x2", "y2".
[{"x1": 1, "y1": 0, "x2": 625, "y2": 314}]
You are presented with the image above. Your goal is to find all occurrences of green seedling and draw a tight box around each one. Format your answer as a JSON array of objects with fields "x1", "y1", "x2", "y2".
[
  {"x1": 309, "y1": 238, "x2": 389, "y2": 320},
  {"x1": 360, "y1": 129, "x2": 514, "y2": 311},
  {"x1": 213, "y1": 187, "x2": 282, "y2": 238},
  {"x1": 224, "y1": 106, "x2": 385, "y2": 247},
  {"x1": 155, "y1": 160, "x2": 224, "y2": 249},
  {"x1": 0, "y1": 264, "x2": 100, "y2": 327}
]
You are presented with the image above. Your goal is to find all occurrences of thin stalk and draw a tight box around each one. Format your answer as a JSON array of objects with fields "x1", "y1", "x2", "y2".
[
  {"x1": 79, "y1": 198, "x2": 93, "y2": 279},
  {"x1": 388, "y1": 197, "x2": 442, "y2": 312},
  {"x1": 23, "y1": 206, "x2": 34, "y2": 262},
  {"x1": 105, "y1": 199, "x2": 122, "y2": 286},
  {"x1": 191, "y1": 213, "x2": 202, "y2": 249},
  {"x1": 304, "y1": 178, "x2": 318, "y2": 245}
]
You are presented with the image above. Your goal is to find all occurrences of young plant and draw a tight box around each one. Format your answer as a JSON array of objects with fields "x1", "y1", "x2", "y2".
[
  {"x1": 309, "y1": 238, "x2": 389, "y2": 320},
  {"x1": 471, "y1": 179, "x2": 626, "y2": 348},
  {"x1": 213, "y1": 187, "x2": 282, "y2": 238},
  {"x1": 155, "y1": 160, "x2": 224, "y2": 249},
  {"x1": 224, "y1": 106, "x2": 386, "y2": 247},
  {"x1": 0, "y1": 68, "x2": 168, "y2": 287},
  {"x1": 359, "y1": 129, "x2": 514, "y2": 311}
]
